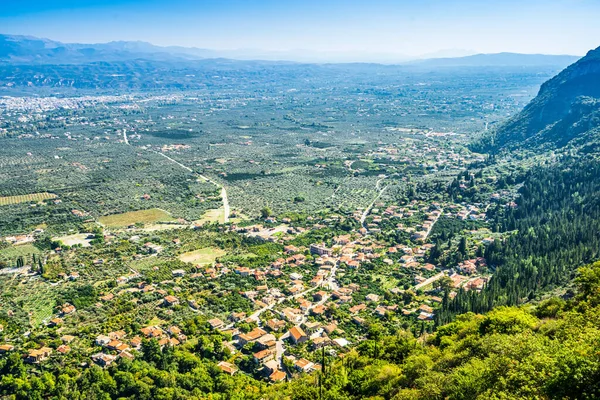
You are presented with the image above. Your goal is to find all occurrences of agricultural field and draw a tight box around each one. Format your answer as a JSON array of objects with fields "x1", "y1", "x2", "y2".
[
  {"x1": 0, "y1": 192, "x2": 57, "y2": 206},
  {"x1": 53, "y1": 233, "x2": 94, "y2": 247},
  {"x1": 178, "y1": 247, "x2": 227, "y2": 265},
  {"x1": 0, "y1": 244, "x2": 41, "y2": 262},
  {"x1": 193, "y1": 208, "x2": 226, "y2": 225},
  {"x1": 99, "y1": 208, "x2": 175, "y2": 228}
]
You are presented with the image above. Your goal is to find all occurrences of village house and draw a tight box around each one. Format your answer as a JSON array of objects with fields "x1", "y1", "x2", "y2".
[
  {"x1": 107, "y1": 340, "x2": 129, "y2": 352},
  {"x1": 163, "y1": 295, "x2": 180, "y2": 307},
  {"x1": 266, "y1": 318, "x2": 286, "y2": 332},
  {"x1": 311, "y1": 275, "x2": 324, "y2": 287},
  {"x1": 108, "y1": 330, "x2": 127, "y2": 340},
  {"x1": 349, "y1": 304, "x2": 367, "y2": 314},
  {"x1": 282, "y1": 307, "x2": 303, "y2": 323},
  {"x1": 26, "y1": 347, "x2": 52, "y2": 363},
  {"x1": 270, "y1": 370, "x2": 287, "y2": 382},
  {"x1": 295, "y1": 358, "x2": 316, "y2": 373},
  {"x1": 310, "y1": 243, "x2": 333, "y2": 256},
  {"x1": 140, "y1": 326, "x2": 164, "y2": 338},
  {"x1": 57, "y1": 345, "x2": 71, "y2": 354},
  {"x1": 217, "y1": 361, "x2": 239, "y2": 376},
  {"x1": 418, "y1": 312, "x2": 434, "y2": 321},
  {"x1": 92, "y1": 352, "x2": 117, "y2": 368},
  {"x1": 365, "y1": 293, "x2": 380, "y2": 302},
  {"x1": 375, "y1": 306, "x2": 388, "y2": 317},
  {"x1": 303, "y1": 321, "x2": 320, "y2": 334},
  {"x1": 288, "y1": 326, "x2": 308, "y2": 344},
  {"x1": 311, "y1": 336, "x2": 330, "y2": 349},
  {"x1": 61, "y1": 335, "x2": 76, "y2": 343},
  {"x1": 100, "y1": 293, "x2": 114, "y2": 302},
  {"x1": 311, "y1": 304, "x2": 327, "y2": 316},
  {"x1": 237, "y1": 327, "x2": 268, "y2": 346},
  {"x1": 61, "y1": 303, "x2": 76, "y2": 315},
  {"x1": 144, "y1": 242, "x2": 163, "y2": 253},
  {"x1": 257, "y1": 334, "x2": 277, "y2": 350},
  {"x1": 0, "y1": 344, "x2": 15, "y2": 353},
  {"x1": 208, "y1": 318, "x2": 225, "y2": 330},
  {"x1": 253, "y1": 349, "x2": 274, "y2": 364},
  {"x1": 419, "y1": 304, "x2": 434, "y2": 314}
]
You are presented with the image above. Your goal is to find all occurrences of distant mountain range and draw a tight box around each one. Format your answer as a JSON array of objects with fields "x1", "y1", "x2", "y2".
[
  {"x1": 476, "y1": 46, "x2": 600, "y2": 152},
  {"x1": 0, "y1": 34, "x2": 582, "y2": 66},
  {"x1": 410, "y1": 52, "x2": 580, "y2": 67}
]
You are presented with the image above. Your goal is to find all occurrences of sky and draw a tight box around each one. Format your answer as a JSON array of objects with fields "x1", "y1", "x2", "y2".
[{"x1": 1, "y1": 0, "x2": 599, "y2": 59}]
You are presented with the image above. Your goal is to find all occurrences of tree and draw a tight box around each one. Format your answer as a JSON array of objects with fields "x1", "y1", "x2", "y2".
[
  {"x1": 261, "y1": 207, "x2": 273, "y2": 219},
  {"x1": 458, "y1": 236, "x2": 468, "y2": 256},
  {"x1": 142, "y1": 339, "x2": 162, "y2": 365},
  {"x1": 434, "y1": 276, "x2": 453, "y2": 292}
]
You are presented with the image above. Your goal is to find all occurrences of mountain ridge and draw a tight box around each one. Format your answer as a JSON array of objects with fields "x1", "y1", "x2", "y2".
[
  {"x1": 409, "y1": 52, "x2": 580, "y2": 67},
  {"x1": 0, "y1": 33, "x2": 582, "y2": 66},
  {"x1": 474, "y1": 46, "x2": 600, "y2": 152}
]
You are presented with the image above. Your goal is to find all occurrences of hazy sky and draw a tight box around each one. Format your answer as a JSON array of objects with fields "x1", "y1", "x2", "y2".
[{"x1": 2, "y1": 0, "x2": 599, "y2": 56}]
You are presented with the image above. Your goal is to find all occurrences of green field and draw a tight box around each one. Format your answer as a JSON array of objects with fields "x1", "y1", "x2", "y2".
[
  {"x1": 0, "y1": 192, "x2": 57, "y2": 206},
  {"x1": 99, "y1": 208, "x2": 175, "y2": 228},
  {"x1": 178, "y1": 247, "x2": 226, "y2": 265},
  {"x1": 193, "y1": 208, "x2": 225, "y2": 225}
]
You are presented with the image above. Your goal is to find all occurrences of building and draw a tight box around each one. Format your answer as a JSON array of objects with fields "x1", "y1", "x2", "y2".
[
  {"x1": 253, "y1": 349, "x2": 274, "y2": 364},
  {"x1": 57, "y1": 345, "x2": 71, "y2": 354},
  {"x1": 310, "y1": 243, "x2": 333, "y2": 257},
  {"x1": 163, "y1": 295, "x2": 180, "y2": 307},
  {"x1": 288, "y1": 326, "x2": 308, "y2": 344},
  {"x1": 208, "y1": 318, "x2": 225, "y2": 330},
  {"x1": 0, "y1": 344, "x2": 15, "y2": 353},
  {"x1": 270, "y1": 370, "x2": 287, "y2": 382},
  {"x1": 365, "y1": 293, "x2": 380, "y2": 302},
  {"x1": 26, "y1": 347, "x2": 52, "y2": 363},
  {"x1": 295, "y1": 358, "x2": 315, "y2": 373},
  {"x1": 237, "y1": 327, "x2": 267, "y2": 346},
  {"x1": 217, "y1": 361, "x2": 239, "y2": 375},
  {"x1": 266, "y1": 318, "x2": 286, "y2": 332},
  {"x1": 92, "y1": 352, "x2": 117, "y2": 368}
]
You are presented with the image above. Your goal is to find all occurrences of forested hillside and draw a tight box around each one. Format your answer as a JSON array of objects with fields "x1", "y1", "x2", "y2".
[
  {"x1": 474, "y1": 45, "x2": 600, "y2": 152},
  {"x1": 436, "y1": 157, "x2": 600, "y2": 324}
]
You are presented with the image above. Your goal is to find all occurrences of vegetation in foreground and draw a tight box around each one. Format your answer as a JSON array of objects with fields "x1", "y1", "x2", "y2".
[{"x1": 1, "y1": 261, "x2": 599, "y2": 399}]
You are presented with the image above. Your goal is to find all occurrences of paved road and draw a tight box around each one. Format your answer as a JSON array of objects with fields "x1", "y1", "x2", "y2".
[
  {"x1": 360, "y1": 175, "x2": 388, "y2": 228},
  {"x1": 421, "y1": 208, "x2": 443, "y2": 241},
  {"x1": 414, "y1": 271, "x2": 446, "y2": 290}
]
